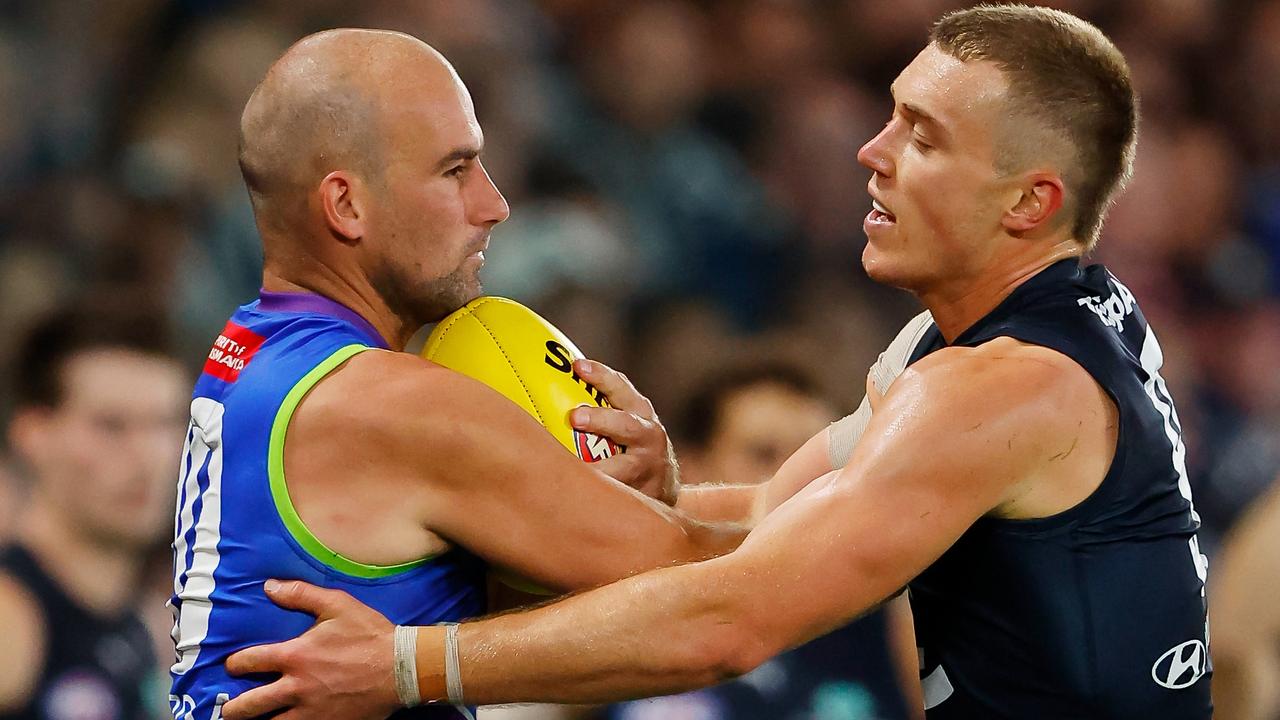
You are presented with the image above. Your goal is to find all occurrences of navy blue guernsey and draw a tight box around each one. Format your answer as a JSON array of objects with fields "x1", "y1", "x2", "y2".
[{"x1": 905, "y1": 260, "x2": 1211, "y2": 719}]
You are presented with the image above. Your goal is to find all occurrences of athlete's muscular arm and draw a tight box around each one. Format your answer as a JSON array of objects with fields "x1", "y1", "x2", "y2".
[
  {"x1": 409, "y1": 343, "x2": 1103, "y2": 704},
  {"x1": 221, "y1": 340, "x2": 1110, "y2": 718},
  {"x1": 664, "y1": 311, "x2": 933, "y2": 526},
  {"x1": 1210, "y1": 477, "x2": 1280, "y2": 720},
  {"x1": 671, "y1": 429, "x2": 834, "y2": 525},
  {"x1": 303, "y1": 350, "x2": 744, "y2": 594}
]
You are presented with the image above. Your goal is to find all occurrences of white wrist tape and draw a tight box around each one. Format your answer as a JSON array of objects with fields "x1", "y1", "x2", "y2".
[
  {"x1": 443, "y1": 623, "x2": 464, "y2": 707},
  {"x1": 393, "y1": 625, "x2": 421, "y2": 707}
]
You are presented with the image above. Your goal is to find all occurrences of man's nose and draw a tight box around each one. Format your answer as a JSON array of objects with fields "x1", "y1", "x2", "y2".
[
  {"x1": 857, "y1": 123, "x2": 896, "y2": 178},
  {"x1": 473, "y1": 162, "x2": 510, "y2": 225}
]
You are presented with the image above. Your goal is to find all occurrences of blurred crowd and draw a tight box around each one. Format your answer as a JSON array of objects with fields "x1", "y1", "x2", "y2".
[{"x1": 1, "y1": 1, "x2": 1278, "y2": 719}]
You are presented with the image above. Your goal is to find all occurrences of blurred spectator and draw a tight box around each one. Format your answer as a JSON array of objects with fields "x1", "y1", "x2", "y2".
[
  {"x1": 481, "y1": 156, "x2": 641, "y2": 305},
  {"x1": 541, "y1": 0, "x2": 791, "y2": 326},
  {"x1": 1, "y1": 0, "x2": 1278, "y2": 715},
  {"x1": 674, "y1": 362, "x2": 837, "y2": 486},
  {"x1": 3, "y1": 1, "x2": 1274, "y2": 526},
  {"x1": 0, "y1": 456, "x2": 18, "y2": 544},
  {"x1": 0, "y1": 305, "x2": 187, "y2": 720}
]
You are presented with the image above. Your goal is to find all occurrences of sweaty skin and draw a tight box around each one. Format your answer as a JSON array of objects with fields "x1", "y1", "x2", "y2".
[
  {"x1": 413, "y1": 337, "x2": 1116, "y2": 705},
  {"x1": 218, "y1": 332, "x2": 1118, "y2": 718},
  {"x1": 218, "y1": 31, "x2": 1132, "y2": 719},
  {"x1": 221, "y1": 28, "x2": 749, "y2": 641}
]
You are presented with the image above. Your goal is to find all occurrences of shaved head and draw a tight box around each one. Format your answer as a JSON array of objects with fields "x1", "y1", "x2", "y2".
[
  {"x1": 239, "y1": 29, "x2": 459, "y2": 235},
  {"x1": 241, "y1": 28, "x2": 509, "y2": 343}
]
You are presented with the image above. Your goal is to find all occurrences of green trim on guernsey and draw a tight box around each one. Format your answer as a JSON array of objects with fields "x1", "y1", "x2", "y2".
[{"x1": 269, "y1": 344, "x2": 435, "y2": 577}]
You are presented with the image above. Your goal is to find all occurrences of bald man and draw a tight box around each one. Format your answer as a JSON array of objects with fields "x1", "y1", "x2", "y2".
[
  {"x1": 167, "y1": 29, "x2": 752, "y2": 720},
  {"x1": 220, "y1": 7, "x2": 1214, "y2": 720}
]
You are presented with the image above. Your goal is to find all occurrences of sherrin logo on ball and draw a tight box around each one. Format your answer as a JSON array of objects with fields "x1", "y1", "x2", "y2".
[{"x1": 421, "y1": 296, "x2": 620, "y2": 463}]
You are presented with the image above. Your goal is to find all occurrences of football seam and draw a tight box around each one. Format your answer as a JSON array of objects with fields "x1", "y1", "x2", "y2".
[
  {"x1": 426, "y1": 305, "x2": 477, "y2": 354},
  {"x1": 469, "y1": 311, "x2": 545, "y2": 427}
]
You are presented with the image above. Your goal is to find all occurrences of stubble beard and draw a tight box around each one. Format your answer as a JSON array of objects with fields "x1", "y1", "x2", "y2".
[{"x1": 371, "y1": 256, "x2": 482, "y2": 327}]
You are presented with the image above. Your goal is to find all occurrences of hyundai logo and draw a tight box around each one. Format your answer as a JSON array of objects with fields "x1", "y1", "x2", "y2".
[{"x1": 1151, "y1": 639, "x2": 1207, "y2": 690}]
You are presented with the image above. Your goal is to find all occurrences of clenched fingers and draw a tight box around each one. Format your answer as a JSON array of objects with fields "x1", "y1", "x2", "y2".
[
  {"x1": 591, "y1": 453, "x2": 644, "y2": 486},
  {"x1": 570, "y1": 405, "x2": 651, "y2": 446}
]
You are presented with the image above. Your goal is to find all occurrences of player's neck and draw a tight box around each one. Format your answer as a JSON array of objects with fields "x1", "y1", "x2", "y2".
[
  {"x1": 17, "y1": 494, "x2": 144, "y2": 618},
  {"x1": 262, "y1": 266, "x2": 413, "y2": 351},
  {"x1": 920, "y1": 239, "x2": 1082, "y2": 343}
]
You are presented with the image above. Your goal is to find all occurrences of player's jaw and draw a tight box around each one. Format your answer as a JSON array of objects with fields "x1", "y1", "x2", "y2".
[
  {"x1": 860, "y1": 184, "x2": 923, "y2": 288},
  {"x1": 446, "y1": 231, "x2": 491, "y2": 307},
  {"x1": 368, "y1": 231, "x2": 491, "y2": 326}
]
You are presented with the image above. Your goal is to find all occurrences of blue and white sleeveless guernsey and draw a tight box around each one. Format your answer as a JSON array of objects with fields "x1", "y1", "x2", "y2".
[
  {"x1": 905, "y1": 260, "x2": 1212, "y2": 719},
  {"x1": 169, "y1": 291, "x2": 485, "y2": 720}
]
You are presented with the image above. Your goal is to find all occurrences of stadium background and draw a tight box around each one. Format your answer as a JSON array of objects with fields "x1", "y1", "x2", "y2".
[{"x1": 0, "y1": 0, "x2": 1277, "y2": 719}]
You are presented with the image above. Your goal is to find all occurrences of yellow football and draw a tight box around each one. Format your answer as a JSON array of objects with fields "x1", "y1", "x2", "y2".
[{"x1": 421, "y1": 296, "x2": 620, "y2": 463}]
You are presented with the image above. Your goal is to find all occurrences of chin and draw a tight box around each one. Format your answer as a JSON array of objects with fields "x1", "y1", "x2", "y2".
[
  {"x1": 411, "y1": 272, "x2": 485, "y2": 324},
  {"x1": 455, "y1": 278, "x2": 483, "y2": 308},
  {"x1": 862, "y1": 247, "x2": 924, "y2": 293},
  {"x1": 861, "y1": 244, "x2": 897, "y2": 284}
]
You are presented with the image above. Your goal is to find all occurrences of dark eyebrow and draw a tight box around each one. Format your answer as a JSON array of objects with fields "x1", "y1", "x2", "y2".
[{"x1": 434, "y1": 145, "x2": 481, "y2": 172}]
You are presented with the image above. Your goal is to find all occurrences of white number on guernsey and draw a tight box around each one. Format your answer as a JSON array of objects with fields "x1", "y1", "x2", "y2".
[
  {"x1": 170, "y1": 397, "x2": 226, "y2": 675},
  {"x1": 1137, "y1": 322, "x2": 1208, "y2": 582},
  {"x1": 1126, "y1": 278, "x2": 1210, "y2": 628},
  {"x1": 168, "y1": 692, "x2": 228, "y2": 720}
]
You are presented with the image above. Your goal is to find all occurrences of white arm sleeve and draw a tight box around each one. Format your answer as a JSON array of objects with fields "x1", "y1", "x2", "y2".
[{"x1": 827, "y1": 310, "x2": 935, "y2": 470}]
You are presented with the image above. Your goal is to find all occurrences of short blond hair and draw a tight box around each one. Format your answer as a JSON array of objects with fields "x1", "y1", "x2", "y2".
[{"x1": 932, "y1": 4, "x2": 1138, "y2": 250}]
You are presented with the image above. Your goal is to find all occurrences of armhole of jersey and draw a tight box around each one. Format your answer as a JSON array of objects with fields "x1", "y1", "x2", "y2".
[
  {"x1": 268, "y1": 343, "x2": 436, "y2": 578},
  {"x1": 974, "y1": 328, "x2": 1128, "y2": 533}
]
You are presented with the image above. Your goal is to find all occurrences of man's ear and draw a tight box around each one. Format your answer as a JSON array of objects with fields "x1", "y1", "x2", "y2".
[
  {"x1": 1002, "y1": 173, "x2": 1065, "y2": 233},
  {"x1": 319, "y1": 171, "x2": 367, "y2": 243}
]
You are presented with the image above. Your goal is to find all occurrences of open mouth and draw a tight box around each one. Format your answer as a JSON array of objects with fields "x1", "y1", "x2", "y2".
[{"x1": 870, "y1": 198, "x2": 897, "y2": 223}]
